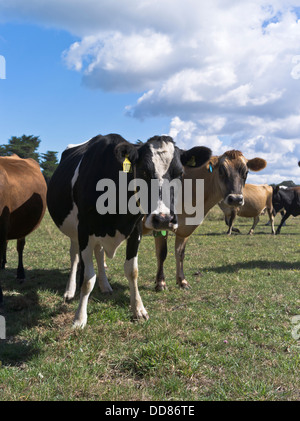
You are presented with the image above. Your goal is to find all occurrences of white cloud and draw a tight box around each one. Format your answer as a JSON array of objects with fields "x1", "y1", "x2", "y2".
[{"x1": 2, "y1": 0, "x2": 300, "y2": 182}]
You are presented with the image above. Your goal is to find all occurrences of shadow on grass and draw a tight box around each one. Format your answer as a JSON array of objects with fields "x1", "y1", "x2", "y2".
[
  {"x1": 0, "y1": 267, "x2": 129, "y2": 366},
  {"x1": 201, "y1": 260, "x2": 300, "y2": 273}
]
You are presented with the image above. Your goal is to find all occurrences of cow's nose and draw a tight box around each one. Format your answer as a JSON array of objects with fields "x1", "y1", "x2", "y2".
[
  {"x1": 152, "y1": 213, "x2": 177, "y2": 229},
  {"x1": 227, "y1": 194, "x2": 244, "y2": 206}
]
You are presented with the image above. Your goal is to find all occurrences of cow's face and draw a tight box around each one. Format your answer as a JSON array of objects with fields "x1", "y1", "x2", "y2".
[
  {"x1": 115, "y1": 136, "x2": 211, "y2": 231},
  {"x1": 207, "y1": 150, "x2": 267, "y2": 207}
]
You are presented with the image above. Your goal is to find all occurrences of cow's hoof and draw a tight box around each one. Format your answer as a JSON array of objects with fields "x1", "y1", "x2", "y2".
[
  {"x1": 73, "y1": 317, "x2": 87, "y2": 329},
  {"x1": 98, "y1": 281, "x2": 113, "y2": 294},
  {"x1": 179, "y1": 280, "x2": 191, "y2": 290},
  {"x1": 17, "y1": 278, "x2": 25, "y2": 284},
  {"x1": 64, "y1": 292, "x2": 75, "y2": 303},
  {"x1": 155, "y1": 281, "x2": 167, "y2": 292},
  {"x1": 132, "y1": 309, "x2": 149, "y2": 322}
]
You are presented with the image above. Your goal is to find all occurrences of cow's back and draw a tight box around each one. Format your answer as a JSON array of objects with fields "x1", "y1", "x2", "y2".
[
  {"x1": 47, "y1": 135, "x2": 126, "y2": 232},
  {"x1": 0, "y1": 155, "x2": 47, "y2": 239}
]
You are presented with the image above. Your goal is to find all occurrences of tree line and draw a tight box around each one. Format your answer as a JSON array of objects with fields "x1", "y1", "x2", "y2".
[{"x1": 0, "y1": 135, "x2": 59, "y2": 184}]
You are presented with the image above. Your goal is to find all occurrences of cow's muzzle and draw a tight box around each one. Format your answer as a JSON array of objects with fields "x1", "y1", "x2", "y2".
[
  {"x1": 145, "y1": 213, "x2": 178, "y2": 231},
  {"x1": 225, "y1": 194, "x2": 244, "y2": 207}
]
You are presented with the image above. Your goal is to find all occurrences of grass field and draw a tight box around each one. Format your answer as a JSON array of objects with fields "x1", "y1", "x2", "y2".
[{"x1": 0, "y1": 208, "x2": 299, "y2": 401}]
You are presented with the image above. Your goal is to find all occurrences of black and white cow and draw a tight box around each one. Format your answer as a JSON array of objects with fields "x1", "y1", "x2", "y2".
[
  {"x1": 272, "y1": 185, "x2": 300, "y2": 234},
  {"x1": 47, "y1": 134, "x2": 211, "y2": 328}
]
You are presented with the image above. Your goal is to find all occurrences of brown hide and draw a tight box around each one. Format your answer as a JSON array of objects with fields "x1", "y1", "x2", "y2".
[
  {"x1": 0, "y1": 155, "x2": 47, "y2": 301},
  {"x1": 0, "y1": 154, "x2": 47, "y2": 239},
  {"x1": 219, "y1": 183, "x2": 274, "y2": 234}
]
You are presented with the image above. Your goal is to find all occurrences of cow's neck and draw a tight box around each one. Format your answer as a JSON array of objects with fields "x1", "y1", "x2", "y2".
[{"x1": 184, "y1": 165, "x2": 224, "y2": 216}]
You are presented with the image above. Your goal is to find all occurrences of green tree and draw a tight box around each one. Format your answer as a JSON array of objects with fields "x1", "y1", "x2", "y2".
[
  {"x1": 40, "y1": 151, "x2": 59, "y2": 183},
  {"x1": 0, "y1": 134, "x2": 41, "y2": 162}
]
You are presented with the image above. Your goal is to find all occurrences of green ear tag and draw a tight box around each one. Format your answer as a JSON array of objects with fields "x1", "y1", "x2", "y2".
[
  {"x1": 186, "y1": 155, "x2": 196, "y2": 167},
  {"x1": 153, "y1": 230, "x2": 167, "y2": 237},
  {"x1": 123, "y1": 155, "x2": 132, "y2": 173}
]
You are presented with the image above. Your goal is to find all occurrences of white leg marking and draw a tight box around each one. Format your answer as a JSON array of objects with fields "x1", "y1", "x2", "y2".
[
  {"x1": 124, "y1": 257, "x2": 149, "y2": 320},
  {"x1": 94, "y1": 244, "x2": 113, "y2": 294},
  {"x1": 64, "y1": 240, "x2": 80, "y2": 301},
  {"x1": 73, "y1": 243, "x2": 96, "y2": 329}
]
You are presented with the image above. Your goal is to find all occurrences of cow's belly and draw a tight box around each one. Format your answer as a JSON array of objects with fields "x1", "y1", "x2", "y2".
[
  {"x1": 89, "y1": 231, "x2": 126, "y2": 259},
  {"x1": 59, "y1": 207, "x2": 126, "y2": 258},
  {"x1": 7, "y1": 193, "x2": 46, "y2": 239}
]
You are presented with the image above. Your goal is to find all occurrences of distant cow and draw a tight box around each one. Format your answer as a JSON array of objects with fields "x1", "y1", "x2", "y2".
[
  {"x1": 0, "y1": 154, "x2": 47, "y2": 304},
  {"x1": 145, "y1": 150, "x2": 267, "y2": 291},
  {"x1": 47, "y1": 134, "x2": 211, "y2": 328},
  {"x1": 272, "y1": 186, "x2": 300, "y2": 234},
  {"x1": 218, "y1": 184, "x2": 275, "y2": 235}
]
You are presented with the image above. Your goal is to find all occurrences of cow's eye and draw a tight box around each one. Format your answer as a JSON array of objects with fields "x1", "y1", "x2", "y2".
[
  {"x1": 243, "y1": 170, "x2": 249, "y2": 180},
  {"x1": 219, "y1": 166, "x2": 226, "y2": 176}
]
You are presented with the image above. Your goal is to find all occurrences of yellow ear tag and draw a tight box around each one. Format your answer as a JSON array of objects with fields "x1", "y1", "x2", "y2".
[
  {"x1": 186, "y1": 155, "x2": 196, "y2": 167},
  {"x1": 123, "y1": 155, "x2": 132, "y2": 173}
]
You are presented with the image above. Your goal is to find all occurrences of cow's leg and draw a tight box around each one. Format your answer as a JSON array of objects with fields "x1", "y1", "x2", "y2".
[
  {"x1": 248, "y1": 216, "x2": 259, "y2": 235},
  {"x1": 227, "y1": 210, "x2": 239, "y2": 235},
  {"x1": 276, "y1": 212, "x2": 290, "y2": 235},
  {"x1": 267, "y1": 208, "x2": 275, "y2": 234},
  {"x1": 155, "y1": 232, "x2": 168, "y2": 291},
  {"x1": 124, "y1": 222, "x2": 148, "y2": 321},
  {"x1": 64, "y1": 239, "x2": 80, "y2": 302},
  {"x1": 94, "y1": 245, "x2": 112, "y2": 294},
  {"x1": 73, "y1": 238, "x2": 96, "y2": 329},
  {"x1": 0, "y1": 241, "x2": 4, "y2": 303},
  {"x1": 175, "y1": 235, "x2": 190, "y2": 289},
  {"x1": 1, "y1": 241, "x2": 7, "y2": 269},
  {"x1": 225, "y1": 214, "x2": 239, "y2": 234},
  {"x1": 16, "y1": 238, "x2": 26, "y2": 282}
]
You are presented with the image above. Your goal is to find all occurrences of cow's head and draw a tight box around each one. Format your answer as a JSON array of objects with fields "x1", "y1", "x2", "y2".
[
  {"x1": 207, "y1": 150, "x2": 266, "y2": 207},
  {"x1": 115, "y1": 136, "x2": 211, "y2": 230}
]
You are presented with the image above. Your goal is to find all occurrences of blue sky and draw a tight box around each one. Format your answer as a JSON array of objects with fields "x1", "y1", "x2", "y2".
[
  {"x1": 1, "y1": 1, "x2": 300, "y2": 184},
  {"x1": 0, "y1": 23, "x2": 170, "y2": 156}
]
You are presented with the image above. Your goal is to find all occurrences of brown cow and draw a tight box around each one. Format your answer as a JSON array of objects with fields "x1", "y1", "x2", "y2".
[
  {"x1": 145, "y1": 150, "x2": 267, "y2": 291},
  {"x1": 0, "y1": 154, "x2": 47, "y2": 304},
  {"x1": 218, "y1": 183, "x2": 275, "y2": 235}
]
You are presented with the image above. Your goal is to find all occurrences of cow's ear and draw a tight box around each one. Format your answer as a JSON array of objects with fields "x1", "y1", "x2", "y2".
[
  {"x1": 180, "y1": 146, "x2": 211, "y2": 168},
  {"x1": 204, "y1": 156, "x2": 219, "y2": 173},
  {"x1": 274, "y1": 185, "x2": 280, "y2": 194},
  {"x1": 114, "y1": 142, "x2": 139, "y2": 165},
  {"x1": 247, "y1": 158, "x2": 267, "y2": 172}
]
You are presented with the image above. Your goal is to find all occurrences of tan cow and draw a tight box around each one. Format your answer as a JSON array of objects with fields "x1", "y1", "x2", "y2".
[
  {"x1": 218, "y1": 183, "x2": 275, "y2": 235},
  {"x1": 145, "y1": 150, "x2": 267, "y2": 291},
  {"x1": 0, "y1": 154, "x2": 47, "y2": 304}
]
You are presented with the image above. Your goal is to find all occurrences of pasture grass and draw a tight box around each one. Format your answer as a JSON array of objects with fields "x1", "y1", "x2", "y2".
[{"x1": 0, "y1": 208, "x2": 299, "y2": 401}]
